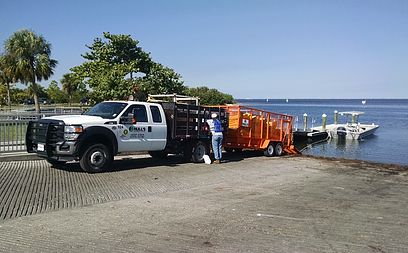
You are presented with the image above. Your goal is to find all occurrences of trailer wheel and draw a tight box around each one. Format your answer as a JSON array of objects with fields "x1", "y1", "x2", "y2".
[
  {"x1": 263, "y1": 143, "x2": 275, "y2": 157},
  {"x1": 192, "y1": 141, "x2": 209, "y2": 163},
  {"x1": 80, "y1": 143, "x2": 112, "y2": 173},
  {"x1": 274, "y1": 142, "x2": 284, "y2": 156},
  {"x1": 148, "y1": 150, "x2": 168, "y2": 159}
]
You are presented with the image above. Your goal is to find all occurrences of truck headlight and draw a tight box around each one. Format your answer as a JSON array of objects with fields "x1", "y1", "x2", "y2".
[{"x1": 64, "y1": 125, "x2": 83, "y2": 141}]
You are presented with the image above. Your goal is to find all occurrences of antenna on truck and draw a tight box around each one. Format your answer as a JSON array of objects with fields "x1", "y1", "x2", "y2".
[{"x1": 147, "y1": 94, "x2": 200, "y2": 105}]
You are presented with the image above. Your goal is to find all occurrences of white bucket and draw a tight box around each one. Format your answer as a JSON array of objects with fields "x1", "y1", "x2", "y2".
[{"x1": 203, "y1": 155, "x2": 211, "y2": 164}]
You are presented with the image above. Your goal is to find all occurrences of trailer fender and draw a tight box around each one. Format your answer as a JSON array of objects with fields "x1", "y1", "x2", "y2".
[{"x1": 260, "y1": 140, "x2": 271, "y2": 150}]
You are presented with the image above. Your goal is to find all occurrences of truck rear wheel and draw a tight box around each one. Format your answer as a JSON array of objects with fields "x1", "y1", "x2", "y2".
[
  {"x1": 148, "y1": 150, "x2": 168, "y2": 159},
  {"x1": 80, "y1": 143, "x2": 112, "y2": 173},
  {"x1": 192, "y1": 141, "x2": 209, "y2": 163},
  {"x1": 263, "y1": 143, "x2": 275, "y2": 157}
]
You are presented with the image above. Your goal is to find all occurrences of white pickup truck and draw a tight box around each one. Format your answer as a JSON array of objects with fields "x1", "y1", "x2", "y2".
[{"x1": 26, "y1": 99, "x2": 226, "y2": 173}]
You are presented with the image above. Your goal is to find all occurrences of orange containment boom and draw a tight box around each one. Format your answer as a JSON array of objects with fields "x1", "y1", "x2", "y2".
[{"x1": 211, "y1": 105, "x2": 300, "y2": 156}]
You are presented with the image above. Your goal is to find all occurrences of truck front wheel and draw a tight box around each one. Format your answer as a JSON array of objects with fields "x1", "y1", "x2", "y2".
[
  {"x1": 192, "y1": 141, "x2": 209, "y2": 163},
  {"x1": 80, "y1": 143, "x2": 112, "y2": 173}
]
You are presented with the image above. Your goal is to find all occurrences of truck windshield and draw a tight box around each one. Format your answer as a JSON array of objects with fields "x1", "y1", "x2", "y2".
[{"x1": 83, "y1": 102, "x2": 128, "y2": 119}]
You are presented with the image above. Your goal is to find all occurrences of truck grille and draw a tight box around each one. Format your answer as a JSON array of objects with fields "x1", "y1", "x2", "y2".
[{"x1": 26, "y1": 119, "x2": 64, "y2": 155}]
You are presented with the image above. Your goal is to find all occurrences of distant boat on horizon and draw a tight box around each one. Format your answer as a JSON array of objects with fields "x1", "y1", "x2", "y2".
[
  {"x1": 286, "y1": 99, "x2": 289, "y2": 103},
  {"x1": 362, "y1": 100, "x2": 367, "y2": 105}
]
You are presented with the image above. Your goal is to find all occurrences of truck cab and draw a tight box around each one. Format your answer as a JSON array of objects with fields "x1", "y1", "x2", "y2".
[
  {"x1": 109, "y1": 101, "x2": 167, "y2": 152},
  {"x1": 27, "y1": 101, "x2": 167, "y2": 172}
]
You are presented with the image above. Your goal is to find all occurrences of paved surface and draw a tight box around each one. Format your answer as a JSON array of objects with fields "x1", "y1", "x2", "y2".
[
  {"x1": 0, "y1": 154, "x2": 407, "y2": 252},
  {"x1": 0, "y1": 154, "x2": 205, "y2": 221}
]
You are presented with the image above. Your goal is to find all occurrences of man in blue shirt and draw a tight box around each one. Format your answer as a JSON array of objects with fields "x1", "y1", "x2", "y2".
[{"x1": 207, "y1": 113, "x2": 223, "y2": 164}]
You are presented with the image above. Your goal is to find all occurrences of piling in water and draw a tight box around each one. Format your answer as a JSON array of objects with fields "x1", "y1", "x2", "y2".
[
  {"x1": 303, "y1": 113, "x2": 308, "y2": 130},
  {"x1": 334, "y1": 110, "x2": 338, "y2": 125},
  {"x1": 322, "y1": 113, "x2": 327, "y2": 130}
]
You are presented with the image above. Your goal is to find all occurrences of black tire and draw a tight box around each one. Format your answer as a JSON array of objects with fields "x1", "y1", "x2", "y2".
[
  {"x1": 46, "y1": 159, "x2": 66, "y2": 168},
  {"x1": 148, "y1": 150, "x2": 168, "y2": 159},
  {"x1": 274, "y1": 142, "x2": 284, "y2": 156},
  {"x1": 79, "y1": 143, "x2": 112, "y2": 173},
  {"x1": 263, "y1": 143, "x2": 275, "y2": 157},
  {"x1": 192, "y1": 141, "x2": 209, "y2": 163}
]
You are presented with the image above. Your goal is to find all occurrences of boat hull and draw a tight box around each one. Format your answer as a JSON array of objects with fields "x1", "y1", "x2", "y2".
[{"x1": 327, "y1": 124, "x2": 379, "y2": 140}]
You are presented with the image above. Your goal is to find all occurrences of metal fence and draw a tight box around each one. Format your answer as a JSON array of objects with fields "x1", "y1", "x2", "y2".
[
  {"x1": 0, "y1": 109, "x2": 83, "y2": 153},
  {"x1": 0, "y1": 119, "x2": 31, "y2": 153}
]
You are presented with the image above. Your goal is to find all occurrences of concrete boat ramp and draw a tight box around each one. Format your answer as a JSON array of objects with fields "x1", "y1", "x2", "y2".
[{"x1": 0, "y1": 153, "x2": 407, "y2": 252}]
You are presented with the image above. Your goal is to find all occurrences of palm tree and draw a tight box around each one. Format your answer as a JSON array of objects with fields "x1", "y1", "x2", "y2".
[
  {"x1": 61, "y1": 73, "x2": 79, "y2": 106},
  {"x1": 4, "y1": 29, "x2": 57, "y2": 113},
  {"x1": 0, "y1": 54, "x2": 16, "y2": 109}
]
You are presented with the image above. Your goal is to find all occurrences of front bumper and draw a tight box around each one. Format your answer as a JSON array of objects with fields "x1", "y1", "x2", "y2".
[
  {"x1": 31, "y1": 141, "x2": 79, "y2": 161},
  {"x1": 26, "y1": 119, "x2": 79, "y2": 161}
]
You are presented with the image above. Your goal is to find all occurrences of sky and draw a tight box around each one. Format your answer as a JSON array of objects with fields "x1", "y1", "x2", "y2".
[{"x1": 1, "y1": 0, "x2": 407, "y2": 99}]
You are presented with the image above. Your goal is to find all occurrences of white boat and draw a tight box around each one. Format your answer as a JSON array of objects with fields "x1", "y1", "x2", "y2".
[{"x1": 311, "y1": 111, "x2": 379, "y2": 140}]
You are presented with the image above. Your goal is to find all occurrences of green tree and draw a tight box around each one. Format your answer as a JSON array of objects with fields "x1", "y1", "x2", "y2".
[
  {"x1": 4, "y1": 29, "x2": 57, "y2": 113},
  {"x1": 11, "y1": 87, "x2": 30, "y2": 104},
  {"x1": 61, "y1": 73, "x2": 80, "y2": 105},
  {"x1": 0, "y1": 54, "x2": 16, "y2": 108},
  {"x1": 73, "y1": 82, "x2": 90, "y2": 104},
  {"x1": 0, "y1": 83, "x2": 7, "y2": 106},
  {"x1": 138, "y1": 63, "x2": 185, "y2": 96},
  {"x1": 184, "y1": 86, "x2": 234, "y2": 105},
  {"x1": 71, "y1": 32, "x2": 185, "y2": 103},
  {"x1": 47, "y1": 80, "x2": 66, "y2": 104},
  {"x1": 27, "y1": 83, "x2": 47, "y2": 102}
]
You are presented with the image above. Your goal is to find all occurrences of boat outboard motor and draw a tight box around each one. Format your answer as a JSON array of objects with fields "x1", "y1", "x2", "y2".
[{"x1": 336, "y1": 126, "x2": 347, "y2": 138}]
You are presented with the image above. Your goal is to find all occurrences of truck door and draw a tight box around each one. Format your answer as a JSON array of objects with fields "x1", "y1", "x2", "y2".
[
  {"x1": 148, "y1": 105, "x2": 167, "y2": 150},
  {"x1": 117, "y1": 104, "x2": 151, "y2": 152}
]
